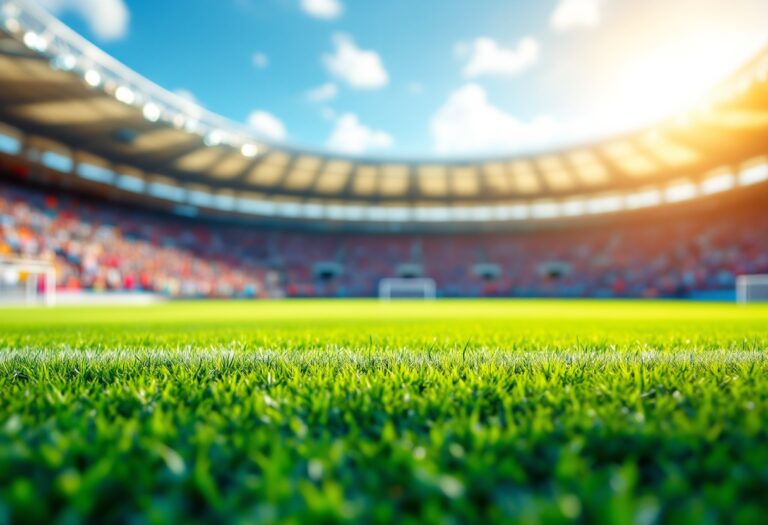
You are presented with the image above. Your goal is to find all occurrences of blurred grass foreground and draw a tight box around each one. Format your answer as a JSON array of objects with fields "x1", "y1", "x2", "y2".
[{"x1": 0, "y1": 300, "x2": 767, "y2": 524}]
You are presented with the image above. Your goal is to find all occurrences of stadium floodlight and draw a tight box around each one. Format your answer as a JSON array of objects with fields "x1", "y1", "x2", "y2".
[
  {"x1": 142, "y1": 102, "x2": 161, "y2": 122},
  {"x1": 84, "y1": 69, "x2": 102, "y2": 87},
  {"x1": 531, "y1": 201, "x2": 560, "y2": 219},
  {"x1": 52, "y1": 54, "x2": 77, "y2": 71},
  {"x1": 3, "y1": 18, "x2": 20, "y2": 33},
  {"x1": 701, "y1": 172, "x2": 735, "y2": 195},
  {"x1": 115, "y1": 86, "x2": 136, "y2": 105},
  {"x1": 240, "y1": 143, "x2": 259, "y2": 158},
  {"x1": 739, "y1": 162, "x2": 768, "y2": 186},
  {"x1": 587, "y1": 194, "x2": 623, "y2": 215},
  {"x1": 507, "y1": 204, "x2": 530, "y2": 220},
  {"x1": 625, "y1": 188, "x2": 661, "y2": 209},
  {"x1": 184, "y1": 119, "x2": 199, "y2": 133},
  {"x1": 204, "y1": 130, "x2": 223, "y2": 147},
  {"x1": 22, "y1": 32, "x2": 35, "y2": 48},
  {"x1": 736, "y1": 275, "x2": 768, "y2": 304},
  {"x1": 665, "y1": 181, "x2": 697, "y2": 203},
  {"x1": 379, "y1": 278, "x2": 437, "y2": 301},
  {"x1": 23, "y1": 31, "x2": 48, "y2": 52},
  {"x1": 562, "y1": 199, "x2": 586, "y2": 217}
]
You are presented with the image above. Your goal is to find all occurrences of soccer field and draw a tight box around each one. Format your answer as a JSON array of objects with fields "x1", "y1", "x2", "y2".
[{"x1": 1, "y1": 300, "x2": 767, "y2": 524}]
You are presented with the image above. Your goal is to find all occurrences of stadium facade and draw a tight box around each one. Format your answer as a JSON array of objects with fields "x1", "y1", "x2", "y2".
[{"x1": 1, "y1": 0, "x2": 767, "y2": 300}]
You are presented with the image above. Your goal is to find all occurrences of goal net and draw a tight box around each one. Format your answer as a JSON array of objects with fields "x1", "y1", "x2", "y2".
[
  {"x1": 736, "y1": 274, "x2": 768, "y2": 304},
  {"x1": 0, "y1": 258, "x2": 56, "y2": 306},
  {"x1": 378, "y1": 277, "x2": 436, "y2": 300}
]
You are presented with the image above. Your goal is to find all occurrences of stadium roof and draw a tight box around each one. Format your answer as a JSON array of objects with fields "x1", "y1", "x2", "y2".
[{"x1": 1, "y1": 0, "x2": 768, "y2": 225}]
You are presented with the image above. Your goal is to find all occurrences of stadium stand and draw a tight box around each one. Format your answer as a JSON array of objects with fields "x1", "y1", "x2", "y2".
[
  {"x1": 3, "y1": 173, "x2": 767, "y2": 299},
  {"x1": 1, "y1": 1, "x2": 768, "y2": 225}
]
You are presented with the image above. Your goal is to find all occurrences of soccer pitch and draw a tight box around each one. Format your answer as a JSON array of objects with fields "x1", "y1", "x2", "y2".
[{"x1": 1, "y1": 300, "x2": 767, "y2": 524}]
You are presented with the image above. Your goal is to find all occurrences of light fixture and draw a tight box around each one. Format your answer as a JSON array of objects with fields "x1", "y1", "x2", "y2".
[
  {"x1": 23, "y1": 31, "x2": 47, "y2": 51},
  {"x1": 240, "y1": 143, "x2": 259, "y2": 158},
  {"x1": 4, "y1": 18, "x2": 20, "y2": 33},
  {"x1": 171, "y1": 115, "x2": 185, "y2": 129},
  {"x1": 204, "y1": 130, "x2": 224, "y2": 147},
  {"x1": 115, "y1": 86, "x2": 136, "y2": 105},
  {"x1": 625, "y1": 189, "x2": 661, "y2": 210},
  {"x1": 142, "y1": 103, "x2": 161, "y2": 122},
  {"x1": 739, "y1": 162, "x2": 768, "y2": 186},
  {"x1": 84, "y1": 69, "x2": 102, "y2": 87},
  {"x1": 184, "y1": 119, "x2": 199, "y2": 133},
  {"x1": 701, "y1": 172, "x2": 735, "y2": 195},
  {"x1": 52, "y1": 54, "x2": 77, "y2": 71},
  {"x1": 22, "y1": 31, "x2": 37, "y2": 48},
  {"x1": 665, "y1": 181, "x2": 697, "y2": 203}
]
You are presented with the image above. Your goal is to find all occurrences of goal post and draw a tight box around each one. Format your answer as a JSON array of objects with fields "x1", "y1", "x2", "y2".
[
  {"x1": 736, "y1": 274, "x2": 768, "y2": 304},
  {"x1": 0, "y1": 258, "x2": 56, "y2": 306},
  {"x1": 378, "y1": 277, "x2": 437, "y2": 300}
]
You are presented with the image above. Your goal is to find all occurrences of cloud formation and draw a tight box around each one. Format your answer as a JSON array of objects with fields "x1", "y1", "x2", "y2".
[
  {"x1": 37, "y1": 0, "x2": 129, "y2": 40},
  {"x1": 248, "y1": 111, "x2": 287, "y2": 142},
  {"x1": 323, "y1": 34, "x2": 389, "y2": 90},
  {"x1": 457, "y1": 37, "x2": 539, "y2": 78},
  {"x1": 430, "y1": 84, "x2": 559, "y2": 154},
  {"x1": 551, "y1": 0, "x2": 602, "y2": 31},
  {"x1": 306, "y1": 82, "x2": 338, "y2": 103},
  {"x1": 252, "y1": 52, "x2": 269, "y2": 69},
  {"x1": 300, "y1": 0, "x2": 343, "y2": 20},
  {"x1": 327, "y1": 113, "x2": 393, "y2": 154}
]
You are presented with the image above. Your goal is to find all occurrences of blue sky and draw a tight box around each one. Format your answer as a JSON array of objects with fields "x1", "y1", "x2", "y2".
[{"x1": 37, "y1": 0, "x2": 768, "y2": 158}]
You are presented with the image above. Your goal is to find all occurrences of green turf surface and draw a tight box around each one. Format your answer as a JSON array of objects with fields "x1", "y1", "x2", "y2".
[{"x1": 1, "y1": 300, "x2": 767, "y2": 524}]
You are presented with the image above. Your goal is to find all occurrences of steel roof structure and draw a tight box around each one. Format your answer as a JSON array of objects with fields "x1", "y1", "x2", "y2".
[{"x1": 1, "y1": 0, "x2": 768, "y2": 226}]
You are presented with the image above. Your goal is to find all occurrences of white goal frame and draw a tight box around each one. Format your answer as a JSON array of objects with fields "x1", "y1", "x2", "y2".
[
  {"x1": 378, "y1": 278, "x2": 437, "y2": 301},
  {"x1": 0, "y1": 258, "x2": 56, "y2": 306},
  {"x1": 736, "y1": 274, "x2": 768, "y2": 304}
]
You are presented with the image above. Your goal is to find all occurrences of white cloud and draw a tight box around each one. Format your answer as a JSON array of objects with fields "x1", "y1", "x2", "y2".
[
  {"x1": 252, "y1": 52, "x2": 269, "y2": 69},
  {"x1": 300, "y1": 0, "x2": 342, "y2": 20},
  {"x1": 430, "y1": 83, "x2": 560, "y2": 155},
  {"x1": 37, "y1": 0, "x2": 129, "y2": 40},
  {"x1": 248, "y1": 111, "x2": 287, "y2": 141},
  {"x1": 306, "y1": 82, "x2": 338, "y2": 103},
  {"x1": 323, "y1": 33, "x2": 389, "y2": 90},
  {"x1": 327, "y1": 113, "x2": 392, "y2": 155},
  {"x1": 551, "y1": 0, "x2": 602, "y2": 31},
  {"x1": 458, "y1": 37, "x2": 539, "y2": 78}
]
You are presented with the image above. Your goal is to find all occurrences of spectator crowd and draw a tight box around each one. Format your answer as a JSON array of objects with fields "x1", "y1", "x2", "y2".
[{"x1": 1, "y1": 178, "x2": 767, "y2": 299}]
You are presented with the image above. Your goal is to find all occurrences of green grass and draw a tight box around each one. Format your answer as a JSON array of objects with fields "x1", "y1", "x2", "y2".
[{"x1": 1, "y1": 300, "x2": 767, "y2": 524}]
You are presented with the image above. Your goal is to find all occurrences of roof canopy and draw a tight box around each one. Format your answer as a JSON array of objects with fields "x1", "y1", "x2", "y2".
[{"x1": 1, "y1": 0, "x2": 768, "y2": 226}]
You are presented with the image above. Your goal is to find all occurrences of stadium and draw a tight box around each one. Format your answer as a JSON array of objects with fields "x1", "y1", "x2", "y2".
[{"x1": 1, "y1": 0, "x2": 768, "y2": 523}]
